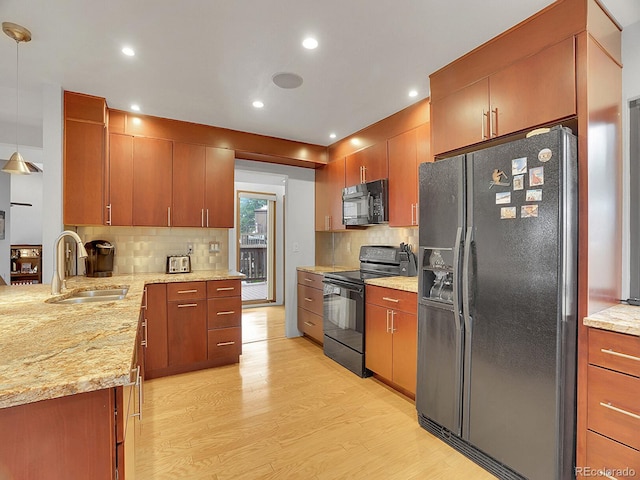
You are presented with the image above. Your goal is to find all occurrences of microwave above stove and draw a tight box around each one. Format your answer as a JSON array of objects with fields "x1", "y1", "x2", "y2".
[{"x1": 342, "y1": 178, "x2": 388, "y2": 226}]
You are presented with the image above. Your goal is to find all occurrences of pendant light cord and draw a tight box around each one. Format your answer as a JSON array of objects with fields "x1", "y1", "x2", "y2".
[{"x1": 15, "y1": 38, "x2": 19, "y2": 154}]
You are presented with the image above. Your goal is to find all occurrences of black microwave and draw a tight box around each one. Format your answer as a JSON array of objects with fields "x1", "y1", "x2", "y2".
[{"x1": 342, "y1": 178, "x2": 389, "y2": 226}]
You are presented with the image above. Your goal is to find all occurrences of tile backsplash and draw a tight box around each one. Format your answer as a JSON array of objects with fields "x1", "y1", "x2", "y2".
[
  {"x1": 74, "y1": 226, "x2": 229, "y2": 274},
  {"x1": 316, "y1": 225, "x2": 418, "y2": 267}
]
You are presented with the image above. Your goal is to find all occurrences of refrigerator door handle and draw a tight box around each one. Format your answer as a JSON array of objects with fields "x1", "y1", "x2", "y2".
[{"x1": 461, "y1": 226, "x2": 473, "y2": 439}]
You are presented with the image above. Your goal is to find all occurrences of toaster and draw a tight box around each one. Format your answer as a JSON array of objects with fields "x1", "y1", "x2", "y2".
[{"x1": 166, "y1": 255, "x2": 191, "y2": 274}]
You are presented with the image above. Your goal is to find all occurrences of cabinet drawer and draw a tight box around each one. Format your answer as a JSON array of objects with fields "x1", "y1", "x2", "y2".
[
  {"x1": 297, "y1": 271, "x2": 324, "y2": 290},
  {"x1": 587, "y1": 365, "x2": 640, "y2": 450},
  {"x1": 366, "y1": 285, "x2": 417, "y2": 314},
  {"x1": 589, "y1": 328, "x2": 640, "y2": 378},
  {"x1": 584, "y1": 430, "x2": 640, "y2": 480},
  {"x1": 167, "y1": 282, "x2": 206, "y2": 302},
  {"x1": 298, "y1": 284, "x2": 323, "y2": 316},
  {"x1": 208, "y1": 327, "x2": 241, "y2": 359},
  {"x1": 207, "y1": 279, "x2": 241, "y2": 298},
  {"x1": 208, "y1": 297, "x2": 242, "y2": 329},
  {"x1": 297, "y1": 307, "x2": 324, "y2": 344}
]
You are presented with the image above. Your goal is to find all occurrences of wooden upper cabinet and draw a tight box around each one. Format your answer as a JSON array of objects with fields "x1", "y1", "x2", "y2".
[
  {"x1": 64, "y1": 120, "x2": 105, "y2": 225},
  {"x1": 431, "y1": 38, "x2": 576, "y2": 156},
  {"x1": 205, "y1": 146, "x2": 235, "y2": 228},
  {"x1": 132, "y1": 137, "x2": 173, "y2": 226},
  {"x1": 108, "y1": 133, "x2": 134, "y2": 226},
  {"x1": 345, "y1": 142, "x2": 388, "y2": 186},
  {"x1": 64, "y1": 91, "x2": 105, "y2": 124},
  {"x1": 315, "y1": 157, "x2": 346, "y2": 231},
  {"x1": 388, "y1": 124, "x2": 430, "y2": 227},
  {"x1": 431, "y1": 78, "x2": 490, "y2": 156},
  {"x1": 490, "y1": 37, "x2": 576, "y2": 139},
  {"x1": 172, "y1": 142, "x2": 206, "y2": 227}
]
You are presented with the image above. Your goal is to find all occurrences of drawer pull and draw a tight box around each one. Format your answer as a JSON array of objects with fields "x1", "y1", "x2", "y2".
[
  {"x1": 304, "y1": 278, "x2": 313, "y2": 282},
  {"x1": 177, "y1": 289, "x2": 198, "y2": 294},
  {"x1": 217, "y1": 341, "x2": 235, "y2": 347},
  {"x1": 382, "y1": 297, "x2": 400, "y2": 303},
  {"x1": 601, "y1": 348, "x2": 640, "y2": 362},
  {"x1": 304, "y1": 297, "x2": 313, "y2": 302},
  {"x1": 177, "y1": 303, "x2": 198, "y2": 308},
  {"x1": 599, "y1": 401, "x2": 640, "y2": 420},
  {"x1": 217, "y1": 311, "x2": 235, "y2": 316},
  {"x1": 304, "y1": 321, "x2": 315, "y2": 327},
  {"x1": 217, "y1": 287, "x2": 235, "y2": 291}
]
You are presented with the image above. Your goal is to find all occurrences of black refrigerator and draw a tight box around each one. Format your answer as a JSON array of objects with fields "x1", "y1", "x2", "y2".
[{"x1": 416, "y1": 126, "x2": 577, "y2": 480}]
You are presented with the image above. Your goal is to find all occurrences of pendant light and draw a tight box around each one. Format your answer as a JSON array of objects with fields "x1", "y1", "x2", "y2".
[{"x1": 2, "y1": 22, "x2": 32, "y2": 175}]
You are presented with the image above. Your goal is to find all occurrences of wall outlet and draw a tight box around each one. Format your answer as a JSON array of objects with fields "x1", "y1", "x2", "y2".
[
  {"x1": 187, "y1": 244, "x2": 193, "y2": 255},
  {"x1": 292, "y1": 242, "x2": 300, "y2": 253},
  {"x1": 209, "y1": 241, "x2": 220, "y2": 253}
]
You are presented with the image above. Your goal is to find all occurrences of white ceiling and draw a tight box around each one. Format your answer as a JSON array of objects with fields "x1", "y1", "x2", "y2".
[{"x1": 1, "y1": 0, "x2": 639, "y2": 149}]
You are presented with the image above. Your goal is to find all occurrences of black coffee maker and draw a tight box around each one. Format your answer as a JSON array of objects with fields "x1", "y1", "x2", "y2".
[{"x1": 85, "y1": 240, "x2": 115, "y2": 277}]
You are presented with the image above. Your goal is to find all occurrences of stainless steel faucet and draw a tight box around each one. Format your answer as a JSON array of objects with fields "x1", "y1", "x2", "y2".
[{"x1": 51, "y1": 231, "x2": 89, "y2": 295}]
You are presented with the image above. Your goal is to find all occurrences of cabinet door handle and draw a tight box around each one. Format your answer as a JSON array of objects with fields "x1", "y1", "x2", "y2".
[
  {"x1": 391, "y1": 310, "x2": 396, "y2": 333},
  {"x1": 177, "y1": 289, "x2": 198, "y2": 294},
  {"x1": 106, "y1": 204, "x2": 112, "y2": 225},
  {"x1": 206, "y1": 209, "x2": 210, "y2": 227},
  {"x1": 177, "y1": 303, "x2": 198, "y2": 308},
  {"x1": 142, "y1": 287, "x2": 148, "y2": 310},
  {"x1": 386, "y1": 310, "x2": 391, "y2": 333},
  {"x1": 217, "y1": 341, "x2": 236, "y2": 347},
  {"x1": 491, "y1": 106, "x2": 498, "y2": 137},
  {"x1": 217, "y1": 311, "x2": 235, "y2": 316},
  {"x1": 599, "y1": 401, "x2": 640, "y2": 420},
  {"x1": 129, "y1": 365, "x2": 142, "y2": 420},
  {"x1": 167, "y1": 207, "x2": 171, "y2": 227},
  {"x1": 382, "y1": 297, "x2": 400, "y2": 303},
  {"x1": 201, "y1": 208, "x2": 205, "y2": 228},
  {"x1": 482, "y1": 110, "x2": 488, "y2": 140},
  {"x1": 216, "y1": 287, "x2": 235, "y2": 291},
  {"x1": 304, "y1": 321, "x2": 315, "y2": 327},
  {"x1": 601, "y1": 348, "x2": 640, "y2": 362},
  {"x1": 141, "y1": 320, "x2": 148, "y2": 347}
]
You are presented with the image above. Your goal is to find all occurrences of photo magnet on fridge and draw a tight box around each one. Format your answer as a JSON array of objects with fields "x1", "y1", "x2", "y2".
[
  {"x1": 529, "y1": 166, "x2": 544, "y2": 186},
  {"x1": 526, "y1": 189, "x2": 542, "y2": 202},
  {"x1": 521, "y1": 205, "x2": 539, "y2": 218},
  {"x1": 500, "y1": 207, "x2": 517, "y2": 219},
  {"x1": 511, "y1": 157, "x2": 527, "y2": 175},
  {"x1": 496, "y1": 192, "x2": 511, "y2": 204},
  {"x1": 513, "y1": 175, "x2": 524, "y2": 191}
]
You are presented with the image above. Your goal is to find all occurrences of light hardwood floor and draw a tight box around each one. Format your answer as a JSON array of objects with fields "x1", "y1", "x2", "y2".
[{"x1": 135, "y1": 306, "x2": 496, "y2": 479}]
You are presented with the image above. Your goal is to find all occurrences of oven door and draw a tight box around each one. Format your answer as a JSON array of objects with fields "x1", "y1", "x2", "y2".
[{"x1": 322, "y1": 279, "x2": 365, "y2": 352}]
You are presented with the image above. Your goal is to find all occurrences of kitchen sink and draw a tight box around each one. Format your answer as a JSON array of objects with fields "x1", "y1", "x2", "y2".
[{"x1": 47, "y1": 287, "x2": 129, "y2": 305}]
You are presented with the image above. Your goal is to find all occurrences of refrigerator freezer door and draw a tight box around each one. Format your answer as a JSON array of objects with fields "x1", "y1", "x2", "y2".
[
  {"x1": 463, "y1": 127, "x2": 577, "y2": 480},
  {"x1": 417, "y1": 155, "x2": 466, "y2": 435}
]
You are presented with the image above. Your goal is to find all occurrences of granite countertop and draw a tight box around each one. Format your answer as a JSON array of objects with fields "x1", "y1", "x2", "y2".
[
  {"x1": 583, "y1": 303, "x2": 640, "y2": 337},
  {"x1": 297, "y1": 265, "x2": 358, "y2": 274},
  {"x1": 0, "y1": 270, "x2": 244, "y2": 410},
  {"x1": 365, "y1": 276, "x2": 419, "y2": 293}
]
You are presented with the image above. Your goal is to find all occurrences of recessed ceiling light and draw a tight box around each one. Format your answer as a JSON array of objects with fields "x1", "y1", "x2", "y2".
[
  {"x1": 329, "y1": 133, "x2": 336, "y2": 139},
  {"x1": 252, "y1": 100, "x2": 264, "y2": 109},
  {"x1": 131, "y1": 104, "x2": 140, "y2": 111},
  {"x1": 272, "y1": 72, "x2": 303, "y2": 89},
  {"x1": 409, "y1": 90, "x2": 418, "y2": 98},
  {"x1": 122, "y1": 46, "x2": 135, "y2": 57},
  {"x1": 302, "y1": 37, "x2": 318, "y2": 50}
]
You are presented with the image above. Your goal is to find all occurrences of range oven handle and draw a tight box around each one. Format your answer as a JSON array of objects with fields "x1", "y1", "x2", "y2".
[{"x1": 322, "y1": 278, "x2": 364, "y2": 293}]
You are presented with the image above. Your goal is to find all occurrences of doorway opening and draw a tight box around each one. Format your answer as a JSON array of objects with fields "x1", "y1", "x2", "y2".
[{"x1": 237, "y1": 191, "x2": 276, "y2": 304}]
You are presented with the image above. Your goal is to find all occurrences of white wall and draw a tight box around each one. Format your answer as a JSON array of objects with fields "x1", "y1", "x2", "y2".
[
  {"x1": 231, "y1": 177, "x2": 286, "y2": 305},
  {"x1": 234, "y1": 159, "x2": 315, "y2": 338},
  {"x1": 621, "y1": 20, "x2": 640, "y2": 298},
  {"x1": 0, "y1": 172, "x2": 10, "y2": 284},
  {"x1": 9, "y1": 165, "x2": 43, "y2": 245}
]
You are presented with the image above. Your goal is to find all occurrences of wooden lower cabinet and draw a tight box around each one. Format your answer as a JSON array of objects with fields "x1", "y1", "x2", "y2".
[
  {"x1": 579, "y1": 328, "x2": 640, "y2": 479},
  {"x1": 297, "y1": 271, "x2": 324, "y2": 344},
  {"x1": 145, "y1": 279, "x2": 242, "y2": 379},
  {"x1": 365, "y1": 285, "x2": 417, "y2": 396},
  {"x1": 0, "y1": 389, "x2": 118, "y2": 480}
]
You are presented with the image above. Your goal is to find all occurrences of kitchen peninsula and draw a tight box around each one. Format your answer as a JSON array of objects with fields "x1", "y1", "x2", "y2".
[{"x1": 0, "y1": 269, "x2": 243, "y2": 480}]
